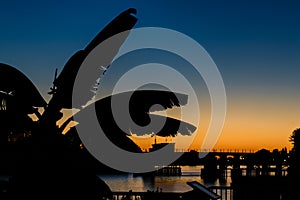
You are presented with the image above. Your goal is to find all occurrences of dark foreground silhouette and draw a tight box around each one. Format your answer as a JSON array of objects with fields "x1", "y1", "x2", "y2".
[
  {"x1": 1, "y1": 8, "x2": 138, "y2": 200},
  {"x1": 0, "y1": 7, "x2": 196, "y2": 200}
]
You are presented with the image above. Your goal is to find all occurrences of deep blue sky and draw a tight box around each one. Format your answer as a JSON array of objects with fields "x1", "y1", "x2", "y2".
[
  {"x1": 0, "y1": 0, "x2": 299, "y2": 97},
  {"x1": 0, "y1": 0, "x2": 300, "y2": 149}
]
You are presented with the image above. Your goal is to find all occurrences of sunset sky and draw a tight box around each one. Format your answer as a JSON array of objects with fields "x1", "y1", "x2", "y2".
[{"x1": 0, "y1": 1, "x2": 300, "y2": 151}]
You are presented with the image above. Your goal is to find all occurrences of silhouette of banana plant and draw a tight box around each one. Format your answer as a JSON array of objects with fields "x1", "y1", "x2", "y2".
[
  {"x1": 0, "y1": 8, "x2": 195, "y2": 154},
  {"x1": 0, "y1": 8, "x2": 197, "y2": 199}
]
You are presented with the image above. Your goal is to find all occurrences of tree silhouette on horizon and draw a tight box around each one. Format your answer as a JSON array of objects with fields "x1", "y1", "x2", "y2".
[{"x1": 288, "y1": 128, "x2": 300, "y2": 177}]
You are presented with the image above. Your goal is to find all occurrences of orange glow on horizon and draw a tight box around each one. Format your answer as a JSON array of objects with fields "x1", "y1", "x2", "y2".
[
  {"x1": 129, "y1": 94, "x2": 298, "y2": 152},
  {"x1": 38, "y1": 91, "x2": 299, "y2": 153}
]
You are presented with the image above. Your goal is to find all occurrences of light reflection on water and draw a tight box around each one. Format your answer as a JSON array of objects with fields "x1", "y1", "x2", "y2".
[{"x1": 99, "y1": 165, "x2": 231, "y2": 192}]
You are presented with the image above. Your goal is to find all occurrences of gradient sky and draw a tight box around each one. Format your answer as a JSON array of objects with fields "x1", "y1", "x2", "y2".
[{"x1": 0, "y1": 0, "x2": 300, "y2": 151}]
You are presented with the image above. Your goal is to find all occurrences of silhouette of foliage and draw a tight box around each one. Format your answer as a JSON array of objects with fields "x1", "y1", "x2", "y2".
[
  {"x1": 288, "y1": 128, "x2": 300, "y2": 177},
  {"x1": 0, "y1": 7, "x2": 197, "y2": 199}
]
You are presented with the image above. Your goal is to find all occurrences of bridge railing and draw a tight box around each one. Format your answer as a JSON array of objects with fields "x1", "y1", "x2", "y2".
[
  {"x1": 208, "y1": 186, "x2": 233, "y2": 200},
  {"x1": 111, "y1": 191, "x2": 184, "y2": 200},
  {"x1": 111, "y1": 187, "x2": 234, "y2": 200}
]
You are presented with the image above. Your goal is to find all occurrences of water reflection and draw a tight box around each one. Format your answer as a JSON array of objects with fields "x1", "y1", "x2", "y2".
[{"x1": 99, "y1": 165, "x2": 231, "y2": 192}]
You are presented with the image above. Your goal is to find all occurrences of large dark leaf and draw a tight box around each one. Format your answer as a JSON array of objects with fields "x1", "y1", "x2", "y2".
[
  {"x1": 50, "y1": 8, "x2": 138, "y2": 109},
  {"x1": 0, "y1": 63, "x2": 46, "y2": 135},
  {"x1": 95, "y1": 90, "x2": 195, "y2": 136},
  {"x1": 0, "y1": 63, "x2": 46, "y2": 112},
  {"x1": 74, "y1": 90, "x2": 196, "y2": 152}
]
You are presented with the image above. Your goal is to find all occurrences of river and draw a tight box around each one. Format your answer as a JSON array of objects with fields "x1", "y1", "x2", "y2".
[{"x1": 99, "y1": 165, "x2": 232, "y2": 192}]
